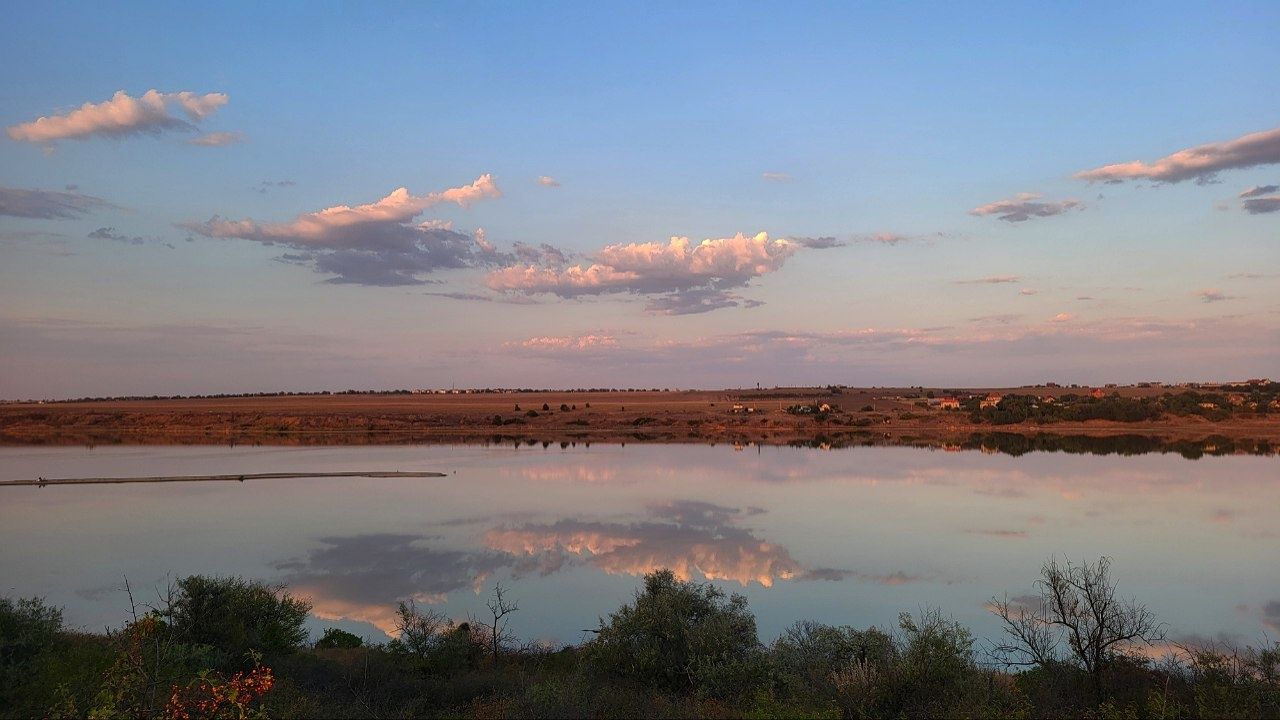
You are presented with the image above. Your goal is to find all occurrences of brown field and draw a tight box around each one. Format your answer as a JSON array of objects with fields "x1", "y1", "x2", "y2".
[{"x1": 1, "y1": 386, "x2": 1276, "y2": 448}]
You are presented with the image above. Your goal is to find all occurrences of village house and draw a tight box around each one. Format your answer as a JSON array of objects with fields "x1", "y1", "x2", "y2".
[
  {"x1": 1090, "y1": 388, "x2": 1107, "y2": 399},
  {"x1": 980, "y1": 393, "x2": 1002, "y2": 409},
  {"x1": 939, "y1": 397, "x2": 961, "y2": 410}
]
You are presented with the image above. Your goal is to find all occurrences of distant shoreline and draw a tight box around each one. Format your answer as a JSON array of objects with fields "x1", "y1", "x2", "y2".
[{"x1": 2, "y1": 387, "x2": 1276, "y2": 451}]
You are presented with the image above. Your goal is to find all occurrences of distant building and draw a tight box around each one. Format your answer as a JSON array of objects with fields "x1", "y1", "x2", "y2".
[
  {"x1": 939, "y1": 397, "x2": 961, "y2": 410},
  {"x1": 1090, "y1": 388, "x2": 1107, "y2": 399},
  {"x1": 980, "y1": 394, "x2": 1003, "y2": 409}
]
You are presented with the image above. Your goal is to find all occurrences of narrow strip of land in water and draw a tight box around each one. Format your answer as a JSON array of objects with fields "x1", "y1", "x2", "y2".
[{"x1": 0, "y1": 471, "x2": 448, "y2": 487}]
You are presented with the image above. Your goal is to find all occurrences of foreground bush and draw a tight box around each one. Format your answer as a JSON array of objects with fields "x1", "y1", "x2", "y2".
[
  {"x1": 163, "y1": 576, "x2": 311, "y2": 669},
  {"x1": 587, "y1": 569, "x2": 766, "y2": 697},
  {"x1": 3, "y1": 559, "x2": 1278, "y2": 718}
]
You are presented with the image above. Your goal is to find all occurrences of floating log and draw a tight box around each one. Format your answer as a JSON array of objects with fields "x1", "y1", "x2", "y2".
[{"x1": 0, "y1": 471, "x2": 448, "y2": 487}]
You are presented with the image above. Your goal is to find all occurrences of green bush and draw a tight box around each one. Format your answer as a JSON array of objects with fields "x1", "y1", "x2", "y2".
[
  {"x1": 163, "y1": 575, "x2": 311, "y2": 668},
  {"x1": 770, "y1": 620, "x2": 895, "y2": 699},
  {"x1": 587, "y1": 569, "x2": 766, "y2": 697}
]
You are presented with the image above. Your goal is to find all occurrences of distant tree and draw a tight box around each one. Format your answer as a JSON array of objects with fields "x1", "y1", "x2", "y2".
[{"x1": 314, "y1": 627, "x2": 362, "y2": 649}]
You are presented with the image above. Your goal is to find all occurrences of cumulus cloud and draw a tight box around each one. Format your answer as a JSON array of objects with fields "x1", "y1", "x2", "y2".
[
  {"x1": 0, "y1": 186, "x2": 113, "y2": 219},
  {"x1": 1019, "y1": 288, "x2": 1039, "y2": 296},
  {"x1": 955, "y1": 275, "x2": 1021, "y2": 285},
  {"x1": 486, "y1": 231, "x2": 797, "y2": 314},
  {"x1": 6, "y1": 89, "x2": 229, "y2": 145},
  {"x1": 1076, "y1": 126, "x2": 1280, "y2": 185},
  {"x1": 970, "y1": 193, "x2": 1082, "y2": 223},
  {"x1": 1242, "y1": 195, "x2": 1280, "y2": 214},
  {"x1": 188, "y1": 131, "x2": 244, "y2": 147},
  {"x1": 182, "y1": 175, "x2": 503, "y2": 285},
  {"x1": 761, "y1": 171, "x2": 792, "y2": 182},
  {"x1": 1050, "y1": 312, "x2": 1075, "y2": 323},
  {"x1": 536, "y1": 175, "x2": 560, "y2": 187}
]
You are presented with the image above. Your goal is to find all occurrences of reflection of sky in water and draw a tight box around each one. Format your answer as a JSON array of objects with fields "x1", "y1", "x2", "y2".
[{"x1": 1, "y1": 444, "x2": 1276, "y2": 648}]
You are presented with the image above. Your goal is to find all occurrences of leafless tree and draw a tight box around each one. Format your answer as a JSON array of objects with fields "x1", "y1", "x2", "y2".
[
  {"x1": 473, "y1": 582, "x2": 519, "y2": 664},
  {"x1": 990, "y1": 556, "x2": 1164, "y2": 699}
]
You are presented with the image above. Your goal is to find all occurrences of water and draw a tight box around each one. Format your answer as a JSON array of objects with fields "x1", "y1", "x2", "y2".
[{"x1": 1, "y1": 443, "x2": 1275, "y2": 651}]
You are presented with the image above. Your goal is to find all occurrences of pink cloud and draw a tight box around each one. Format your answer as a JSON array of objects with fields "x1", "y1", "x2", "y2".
[
  {"x1": 517, "y1": 334, "x2": 619, "y2": 351},
  {"x1": 7, "y1": 89, "x2": 228, "y2": 145},
  {"x1": 1075, "y1": 126, "x2": 1280, "y2": 184},
  {"x1": 1196, "y1": 289, "x2": 1237, "y2": 303},
  {"x1": 486, "y1": 232, "x2": 797, "y2": 314},
  {"x1": 536, "y1": 175, "x2": 560, "y2": 187},
  {"x1": 970, "y1": 193, "x2": 1082, "y2": 223}
]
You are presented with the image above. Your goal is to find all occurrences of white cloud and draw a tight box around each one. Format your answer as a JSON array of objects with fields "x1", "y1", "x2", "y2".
[
  {"x1": 1076, "y1": 126, "x2": 1280, "y2": 184},
  {"x1": 6, "y1": 89, "x2": 228, "y2": 145},
  {"x1": 761, "y1": 171, "x2": 792, "y2": 182},
  {"x1": 536, "y1": 175, "x2": 561, "y2": 187}
]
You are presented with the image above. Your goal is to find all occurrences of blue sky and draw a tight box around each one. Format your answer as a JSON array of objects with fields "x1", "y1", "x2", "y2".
[{"x1": 2, "y1": 2, "x2": 1278, "y2": 398}]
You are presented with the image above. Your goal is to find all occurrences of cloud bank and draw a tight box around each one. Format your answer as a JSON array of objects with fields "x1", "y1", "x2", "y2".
[
  {"x1": 970, "y1": 193, "x2": 1082, "y2": 223},
  {"x1": 183, "y1": 175, "x2": 503, "y2": 285},
  {"x1": 7, "y1": 90, "x2": 229, "y2": 145},
  {"x1": 1075, "y1": 126, "x2": 1280, "y2": 184}
]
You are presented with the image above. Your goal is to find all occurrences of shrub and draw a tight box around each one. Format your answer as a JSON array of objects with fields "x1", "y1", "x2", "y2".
[
  {"x1": 587, "y1": 569, "x2": 766, "y2": 698},
  {"x1": 770, "y1": 621, "x2": 895, "y2": 699},
  {"x1": 314, "y1": 628, "x2": 363, "y2": 650},
  {"x1": 163, "y1": 576, "x2": 311, "y2": 668},
  {"x1": 0, "y1": 596, "x2": 67, "y2": 713},
  {"x1": 388, "y1": 600, "x2": 484, "y2": 675}
]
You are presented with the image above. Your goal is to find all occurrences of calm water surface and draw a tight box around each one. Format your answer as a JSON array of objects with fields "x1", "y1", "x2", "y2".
[{"x1": 1, "y1": 444, "x2": 1276, "y2": 650}]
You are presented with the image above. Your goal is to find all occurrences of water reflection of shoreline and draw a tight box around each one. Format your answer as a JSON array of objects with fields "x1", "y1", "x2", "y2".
[{"x1": 29, "y1": 431, "x2": 1279, "y2": 457}]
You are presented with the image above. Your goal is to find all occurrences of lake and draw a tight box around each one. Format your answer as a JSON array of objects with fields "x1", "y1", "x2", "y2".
[{"x1": 1, "y1": 443, "x2": 1276, "y2": 653}]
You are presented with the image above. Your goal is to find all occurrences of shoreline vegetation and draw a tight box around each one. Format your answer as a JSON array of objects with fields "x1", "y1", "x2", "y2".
[
  {"x1": 1, "y1": 386, "x2": 1278, "y2": 454},
  {"x1": 3, "y1": 559, "x2": 1276, "y2": 719}
]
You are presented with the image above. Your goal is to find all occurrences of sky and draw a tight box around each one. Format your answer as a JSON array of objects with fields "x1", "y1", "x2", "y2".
[{"x1": 1, "y1": 1, "x2": 1278, "y2": 399}]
